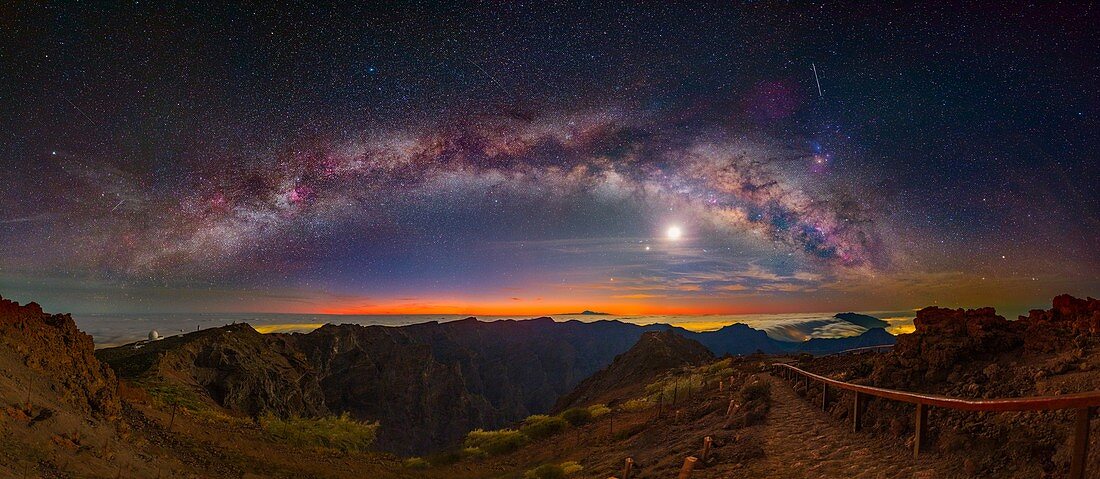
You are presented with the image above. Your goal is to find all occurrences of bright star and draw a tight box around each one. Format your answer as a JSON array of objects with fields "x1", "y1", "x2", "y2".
[{"x1": 666, "y1": 226, "x2": 683, "y2": 240}]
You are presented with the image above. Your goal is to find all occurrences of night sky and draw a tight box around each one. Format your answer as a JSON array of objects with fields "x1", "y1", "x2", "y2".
[{"x1": 1, "y1": 2, "x2": 1097, "y2": 316}]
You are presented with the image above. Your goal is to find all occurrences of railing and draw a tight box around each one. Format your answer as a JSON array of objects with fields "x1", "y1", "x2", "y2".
[
  {"x1": 772, "y1": 362, "x2": 1100, "y2": 479},
  {"x1": 827, "y1": 344, "x2": 895, "y2": 356}
]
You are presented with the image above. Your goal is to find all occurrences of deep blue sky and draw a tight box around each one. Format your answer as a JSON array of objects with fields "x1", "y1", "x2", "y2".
[{"x1": 1, "y1": 2, "x2": 1096, "y2": 316}]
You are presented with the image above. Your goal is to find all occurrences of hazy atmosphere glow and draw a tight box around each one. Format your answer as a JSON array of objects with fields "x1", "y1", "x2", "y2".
[{"x1": 2, "y1": 3, "x2": 1096, "y2": 318}]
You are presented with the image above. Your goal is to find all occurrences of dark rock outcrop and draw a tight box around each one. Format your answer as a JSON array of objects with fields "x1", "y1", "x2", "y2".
[
  {"x1": 868, "y1": 296, "x2": 1100, "y2": 390},
  {"x1": 0, "y1": 296, "x2": 119, "y2": 418},
  {"x1": 284, "y1": 318, "x2": 659, "y2": 453},
  {"x1": 1019, "y1": 294, "x2": 1100, "y2": 352},
  {"x1": 817, "y1": 295, "x2": 1100, "y2": 478},
  {"x1": 554, "y1": 330, "x2": 714, "y2": 410},
  {"x1": 97, "y1": 323, "x2": 328, "y2": 418}
]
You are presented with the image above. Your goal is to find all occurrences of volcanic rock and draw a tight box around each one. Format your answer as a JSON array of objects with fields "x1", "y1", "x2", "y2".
[
  {"x1": 97, "y1": 323, "x2": 328, "y2": 418},
  {"x1": 554, "y1": 330, "x2": 714, "y2": 410},
  {"x1": 0, "y1": 295, "x2": 119, "y2": 418}
]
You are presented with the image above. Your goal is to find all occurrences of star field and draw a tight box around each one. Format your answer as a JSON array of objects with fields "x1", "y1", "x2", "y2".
[{"x1": 0, "y1": 2, "x2": 1096, "y2": 316}]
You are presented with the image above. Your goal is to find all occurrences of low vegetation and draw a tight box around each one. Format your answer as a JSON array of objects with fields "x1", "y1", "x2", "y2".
[
  {"x1": 524, "y1": 461, "x2": 584, "y2": 479},
  {"x1": 463, "y1": 428, "x2": 527, "y2": 455},
  {"x1": 520, "y1": 414, "x2": 568, "y2": 439},
  {"x1": 586, "y1": 404, "x2": 610, "y2": 418},
  {"x1": 402, "y1": 457, "x2": 429, "y2": 469},
  {"x1": 642, "y1": 358, "x2": 734, "y2": 407},
  {"x1": 457, "y1": 404, "x2": 611, "y2": 462},
  {"x1": 559, "y1": 407, "x2": 593, "y2": 426},
  {"x1": 731, "y1": 377, "x2": 772, "y2": 427},
  {"x1": 259, "y1": 413, "x2": 379, "y2": 452},
  {"x1": 143, "y1": 382, "x2": 207, "y2": 412}
]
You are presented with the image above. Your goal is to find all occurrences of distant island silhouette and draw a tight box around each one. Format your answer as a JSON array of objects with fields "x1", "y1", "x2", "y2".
[{"x1": 558, "y1": 310, "x2": 611, "y2": 315}]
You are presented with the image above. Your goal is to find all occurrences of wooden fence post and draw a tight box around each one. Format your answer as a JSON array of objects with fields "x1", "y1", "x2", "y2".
[
  {"x1": 1069, "y1": 407, "x2": 1093, "y2": 479},
  {"x1": 702, "y1": 436, "x2": 712, "y2": 461},
  {"x1": 167, "y1": 404, "x2": 179, "y2": 433},
  {"x1": 621, "y1": 457, "x2": 634, "y2": 479},
  {"x1": 821, "y1": 383, "x2": 828, "y2": 410},
  {"x1": 853, "y1": 391, "x2": 864, "y2": 432},
  {"x1": 677, "y1": 456, "x2": 697, "y2": 479},
  {"x1": 726, "y1": 399, "x2": 736, "y2": 417},
  {"x1": 913, "y1": 403, "x2": 928, "y2": 458}
]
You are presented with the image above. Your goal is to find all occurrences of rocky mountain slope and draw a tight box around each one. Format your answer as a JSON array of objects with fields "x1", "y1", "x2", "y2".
[
  {"x1": 1, "y1": 293, "x2": 1096, "y2": 478},
  {"x1": 96, "y1": 323, "x2": 329, "y2": 418},
  {"x1": 805, "y1": 294, "x2": 1100, "y2": 477},
  {"x1": 554, "y1": 330, "x2": 714, "y2": 410},
  {"x1": 98, "y1": 315, "x2": 893, "y2": 454},
  {"x1": 0, "y1": 295, "x2": 422, "y2": 478}
]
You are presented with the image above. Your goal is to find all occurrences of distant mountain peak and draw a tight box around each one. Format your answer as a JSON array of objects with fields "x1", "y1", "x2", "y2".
[
  {"x1": 834, "y1": 312, "x2": 890, "y2": 329},
  {"x1": 559, "y1": 310, "x2": 610, "y2": 315}
]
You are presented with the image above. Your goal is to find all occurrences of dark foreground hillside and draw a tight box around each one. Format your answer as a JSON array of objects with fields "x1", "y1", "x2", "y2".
[
  {"x1": 2, "y1": 294, "x2": 1096, "y2": 478},
  {"x1": 96, "y1": 314, "x2": 892, "y2": 454}
]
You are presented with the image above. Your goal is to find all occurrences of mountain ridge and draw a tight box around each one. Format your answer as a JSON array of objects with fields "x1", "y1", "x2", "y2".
[{"x1": 97, "y1": 314, "x2": 893, "y2": 453}]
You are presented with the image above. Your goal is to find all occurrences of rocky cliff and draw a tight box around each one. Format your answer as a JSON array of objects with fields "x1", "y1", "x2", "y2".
[
  {"x1": 284, "y1": 318, "x2": 660, "y2": 453},
  {"x1": 0, "y1": 295, "x2": 119, "y2": 418},
  {"x1": 554, "y1": 330, "x2": 714, "y2": 410},
  {"x1": 809, "y1": 295, "x2": 1100, "y2": 477},
  {"x1": 96, "y1": 314, "x2": 896, "y2": 454},
  {"x1": 98, "y1": 322, "x2": 329, "y2": 418}
]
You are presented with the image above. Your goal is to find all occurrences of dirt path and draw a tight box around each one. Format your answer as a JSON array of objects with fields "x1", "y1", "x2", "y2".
[{"x1": 720, "y1": 374, "x2": 959, "y2": 479}]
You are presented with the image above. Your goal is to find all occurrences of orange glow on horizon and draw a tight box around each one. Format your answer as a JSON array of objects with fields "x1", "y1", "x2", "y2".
[{"x1": 310, "y1": 296, "x2": 823, "y2": 317}]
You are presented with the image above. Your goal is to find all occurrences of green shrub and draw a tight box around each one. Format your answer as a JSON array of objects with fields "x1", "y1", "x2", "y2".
[
  {"x1": 144, "y1": 383, "x2": 207, "y2": 412},
  {"x1": 463, "y1": 428, "x2": 527, "y2": 455},
  {"x1": 559, "y1": 407, "x2": 593, "y2": 426},
  {"x1": 462, "y1": 447, "x2": 487, "y2": 459},
  {"x1": 524, "y1": 462, "x2": 583, "y2": 479},
  {"x1": 644, "y1": 374, "x2": 705, "y2": 404},
  {"x1": 403, "y1": 457, "x2": 429, "y2": 469},
  {"x1": 740, "y1": 380, "x2": 771, "y2": 403},
  {"x1": 520, "y1": 414, "x2": 568, "y2": 440},
  {"x1": 525, "y1": 464, "x2": 565, "y2": 479},
  {"x1": 699, "y1": 358, "x2": 734, "y2": 375},
  {"x1": 620, "y1": 398, "x2": 652, "y2": 412},
  {"x1": 259, "y1": 413, "x2": 378, "y2": 452},
  {"x1": 560, "y1": 461, "x2": 583, "y2": 475},
  {"x1": 587, "y1": 404, "x2": 610, "y2": 418},
  {"x1": 735, "y1": 379, "x2": 772, "y2": 426}
]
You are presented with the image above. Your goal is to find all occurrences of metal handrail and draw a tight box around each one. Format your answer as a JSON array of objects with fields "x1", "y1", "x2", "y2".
[
  {"x1": 772, "y1": 362, "x2": 1099, "y2": 479},
  {"x1": 827, "y1": 344, "x2": 895, "y2": 356},
  {"x1": 774, "y1": 363, "x2": 1100, "y2": 411}
]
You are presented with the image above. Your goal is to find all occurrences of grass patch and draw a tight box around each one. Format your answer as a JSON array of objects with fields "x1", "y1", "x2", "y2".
[
  {"x1": 644, "y1": 374, "x2": 705, "y2": 404},
  {"x1": 520, "y1": 414, "x2": 568, "y2": 440},
  {"x1": 559, "y1": 407, "x2": 593, "y2": 426},
  {"x1": 260, "y1": 413, "x2": 378, "y2": 452},
  {"x1": 587, "y1": 404, "x2": 610, "y2": 418},
  {"x1": 620, "y1": 397, "x2": 652, "y2": 412},
  {"x1": 464, "y1": 428, "x2": 527, "y2": 455},
  {"x1": 403, "y1": 457, "x2": 429, "y2": 469},
  {"x1": 143, "y1": 383, "x2": 207, "y2": 412},
  {"x1": 613, "y1": 422, "x2": 646, "y2": 441},
  {"x1": 731, "y1": 378, "x2": 772, "y2": 427},
  {"x1": 524, "y1": 461, "x2": 584, "y2": 479}
]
